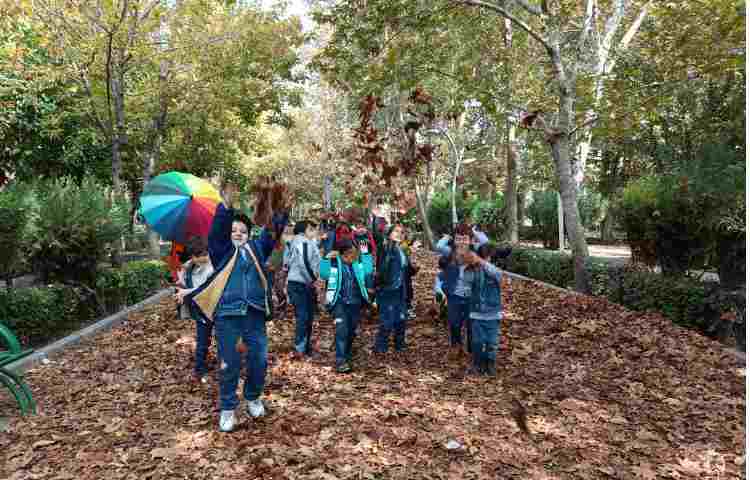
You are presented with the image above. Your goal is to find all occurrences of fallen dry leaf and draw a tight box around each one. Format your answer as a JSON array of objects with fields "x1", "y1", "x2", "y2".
[{"x1": 0, "y1": 249, "x2": 743, "y2": 479}]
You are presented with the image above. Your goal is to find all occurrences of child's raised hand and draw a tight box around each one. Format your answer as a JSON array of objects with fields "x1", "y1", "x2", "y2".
[
  {"x1": 174, "y1": 288, "x2": 191, "y2": 304},
  {"x1": 222, "y1": 183, "x2": 240, "y2": 208}
]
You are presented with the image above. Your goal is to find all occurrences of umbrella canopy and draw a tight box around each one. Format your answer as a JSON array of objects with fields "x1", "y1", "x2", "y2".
[{"x1": 139, "y1": 172, "x2": 223, "y2": 243}]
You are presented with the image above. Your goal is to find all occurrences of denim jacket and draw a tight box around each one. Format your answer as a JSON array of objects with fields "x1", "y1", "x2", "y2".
[
  {"x1": 376, "y1": 242, "x2": 405, "y2": 292},
  {"x1": 466, "y1": 261, "x2": 503, "y2": 319},
  {"x1": 187, "y1": 204, "x2": 275, "y2": 320},
  {"x1": 435, "y1": 237, "x2": 468, "y2": 300}
]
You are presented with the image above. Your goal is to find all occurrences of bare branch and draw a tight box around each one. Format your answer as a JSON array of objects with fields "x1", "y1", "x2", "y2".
[
  {"x1": 455, "y1": 0, "x2": 552, "y2": 54},
  {"x1": 577, "y1": 0, "x2": 596, "y2": 53},
  {"x1": 619, "y1": 0, "x2": 652, "y2": 50},
  {"x1": 528, "y1": 113, "x2": 562, "y2": 142},
  {"x1": 139, "y1": 0, "x2": 162, "y2": 23},
  {"x1": 568, "y1": 115, "x2": 599, "y2": 136},
  {"x1": 509, "y1": 0, "x2": 542, "y2": 15}
]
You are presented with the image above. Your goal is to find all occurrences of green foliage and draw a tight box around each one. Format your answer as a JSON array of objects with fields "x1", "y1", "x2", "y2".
[
  {"x1": 0, "y1": 183, "x2": 32, "y2": 282},
  {"x1": 29, "y1": 177, "x2": 129, "y2": 285},
  {"x1": 617, "y1": 143, "x2": 745, "y2": 277},
  {"x1": 607, "y1": 267, "x2": 737, "y2": 336},
  {"x1": 505, "y1": 247, "x2": 573, "y2": 288},
  {"x1": 577, "y1": 191, "x2": 604, "y2": 232},
  {"x1": 527, "y1": 191, "x2": 559, "y2": 249},
  {"x1": 0, "y1": 259, "x2": 167, "y2": 347},
  {"x1": 397, "y1": 208, "x2": 421, "y2": 233},
  {"x1": 427, "y1": 190, "x2": 467, "y2": 235},
  {"x1": 469, "y1": 194, "x2": 505, "y2": 239},
  {"x1": 0, "y1": 284, "x2": 96, "y2": 346},
  {"x1": 96, "y1": 260, "x2": 169, "y2": 311},
  {"x1": 504, "y1": 247, "x2": 735, "y2": 336},
  {"x1": 0, "y1": 19, "x2": 111, "y2": 184}
]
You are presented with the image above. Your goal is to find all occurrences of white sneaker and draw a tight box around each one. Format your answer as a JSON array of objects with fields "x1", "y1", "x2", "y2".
[
  {"x1": 246, "y1": 398, "x2": 266, "y2": 418},
  {"x1": 219, "y1": 410, "x2": 236, "y2": 432}
]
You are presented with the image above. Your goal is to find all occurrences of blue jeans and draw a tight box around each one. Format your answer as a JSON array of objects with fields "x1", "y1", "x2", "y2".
[
  {"x1": 214, "y1": 309, "x2": 267, "y2": 410},
  {"x1": 374, "y1": 290, "x2": 405, "y2": 352},
  {"x1": 470, "y1": 318, "x2": 501, "y2": 369},
  {"x1": 447, "y1": 296, "x2": 472, "y2": 352},
  {"x1": 194, "y1": 319, "x2": 214, "y2": 376},
  {"x1": 288, "y1": 281, "x2": 314, "y2": 354},
  {"x1": 333, "y1": 302, "x2": 361, "y2": 366}
]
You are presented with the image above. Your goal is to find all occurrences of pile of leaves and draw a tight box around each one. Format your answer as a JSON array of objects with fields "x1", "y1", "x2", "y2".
[{"x1": 1, "y1": 250, "x2": 745, "y2": 479}]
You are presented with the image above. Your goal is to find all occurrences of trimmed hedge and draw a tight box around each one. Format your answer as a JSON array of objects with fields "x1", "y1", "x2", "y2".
[
  {"x1": 96, "y1": 260, "x2": 171, "y2": 311},
  {"x1": 1, "y1": 260, "x2": 169, "y2": 347},
  {"x1": 0, "y1": 285, "x2": 97, "y2": 347},
  {"x1": 502, "y1": 247, "x2": 741, "y2": 340}
]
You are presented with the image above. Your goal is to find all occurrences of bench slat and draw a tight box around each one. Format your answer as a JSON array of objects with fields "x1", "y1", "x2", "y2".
[{"x1": 0, "y1": 323, "x2": 23, "y2": 354}]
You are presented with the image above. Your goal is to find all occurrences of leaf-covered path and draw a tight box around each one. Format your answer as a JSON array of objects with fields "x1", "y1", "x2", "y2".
[{"x1": 1, "y1": 251, "x2": 745, "y2": 479}]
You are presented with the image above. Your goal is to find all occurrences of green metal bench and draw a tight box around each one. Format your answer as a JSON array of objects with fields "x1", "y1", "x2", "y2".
[{"x1": 0, "y1": 323, "x2": 36, "y2": 415}]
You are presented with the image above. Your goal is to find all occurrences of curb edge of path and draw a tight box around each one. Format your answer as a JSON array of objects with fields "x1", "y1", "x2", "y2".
[
  {"x1": 6, "y1": 288, "x2": 173, "y2": 374},
  {"x1": 500, "y1": 269, "x2": 746, "y2": 363}
]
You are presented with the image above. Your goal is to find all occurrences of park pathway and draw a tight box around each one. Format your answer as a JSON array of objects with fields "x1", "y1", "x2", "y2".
[{"x1": 1, "y1": 250, "x2": 744, "y2": 479}]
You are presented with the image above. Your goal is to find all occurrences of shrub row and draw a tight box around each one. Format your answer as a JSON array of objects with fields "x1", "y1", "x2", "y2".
[
  {"x1": 501, "y1": 247, "x2": 743, "y2": 341},
  {"x1": 96, "y1": 260, "x2": 171, "y2": 311},
  {"x1": 1, "y1": 260, "x2": 169, "y2": 347}
]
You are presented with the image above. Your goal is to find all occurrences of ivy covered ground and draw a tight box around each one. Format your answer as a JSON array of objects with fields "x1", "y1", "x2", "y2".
[{"x1": 1, "y1": 250, "x2": 745, "y2": 479}]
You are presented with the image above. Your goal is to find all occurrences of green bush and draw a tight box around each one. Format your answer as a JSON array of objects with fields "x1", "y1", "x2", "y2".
[
  {"x1": 0, "y1": 285, "x2": 97, "y2": 347},
  {"x1": 470, "y1": 194, "x2": 505, "y2": 239},
  {"x1": 0, "y1": 259, "x2": 169, "y2": 347},
  {"x1": 0, "y1": 183, "x2": 33, "y2": 284},
  {"x1": 608, "y1": 267, "x2": 737, "y2": 335},
  {"x1": 617, "y1": 143, "x2": 745, "y2": 278},
  {"x1": 29, "y1": 176, "x2": 129, "y2": 285},
  {"x1": 96, "y1": 260, "x2": 169, "y2": 311},
  {"x1": 123, "y1": 224, "x2": 151, "y2": 252},
  {"x1": 527, "y1": 191, "x2": 559, "y2": 249},
  {"x1": 428, "y1": 189, "x2": 467, "y2": 235},
  {"x1": 577, "y1": 191, "x2": 604, "y2": 232},
  {"x1": 503, "y1": 247, "x2": 735, "y2": 337}
]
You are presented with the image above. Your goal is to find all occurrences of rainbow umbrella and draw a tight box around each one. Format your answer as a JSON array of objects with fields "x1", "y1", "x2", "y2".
[{"x1": 138, "y1": 172, "x2": 223, "y2": 243}]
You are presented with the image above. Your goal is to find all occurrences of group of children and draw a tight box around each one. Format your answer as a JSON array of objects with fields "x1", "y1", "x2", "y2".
[
  {"x1": 173, "y1": 187, "x2": 508, "y2": 432},
  {"x1": 433, "y1": 225, "x2": 511, "y2": 376}
]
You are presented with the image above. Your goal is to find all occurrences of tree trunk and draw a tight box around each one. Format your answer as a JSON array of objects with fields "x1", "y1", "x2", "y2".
[
  {"x1": 504, "y1": 124, "x2": 518, "y2": 243},
  {"x1": 575, "y1": 1, "x2": 650, "y2": 187},
  {"x1": 551, "y1": 136, "x2": 590, "y2": 292},
  {"x1": 111, "y1": 72, "x2": 126, "y2": 193},
  {"x1": 143, "y1": 57, "x2": 170, "y2": 259},
  {"x1": 517, "y1": 189, "x2": 526, "y2": 228},
  {"x1": 600, "y1": 202, "x2": 616, "y2": 242},
  {"x1": 323, "y1": 175, "x2": 333, "y2": 211},
  {"x1": 551, "y1": 78, "x2": 590, "y2": 293},
  {"x1": 451, "y1": 152, "x2": 460, "y2": 227},
  {"x1": 414, "y1": 178, "x2": 435, "y2": 250},
  {"x1": 143, "y1": 142, "x2": 161, "y2": 259},
  {"x1": 557, "y1": 191, "x2": 565, "y2": 252}
]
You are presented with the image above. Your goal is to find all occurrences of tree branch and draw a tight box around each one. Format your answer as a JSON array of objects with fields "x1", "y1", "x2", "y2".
[
  {"x1": 568, "y1": 115, "x2": 599, "y2": 136},
  {"x1": 577, "y1": 0, "x2": 596, "y2": 54},
  {"x1": 455, "y1": 0, "x2": 552, "y2": 54},
  {"x1": 510, "y1": 0, "x2": 542, "y2": 15},
  {"x1": 619, "y1": 0, "x2": 652, "y2": 50}
]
